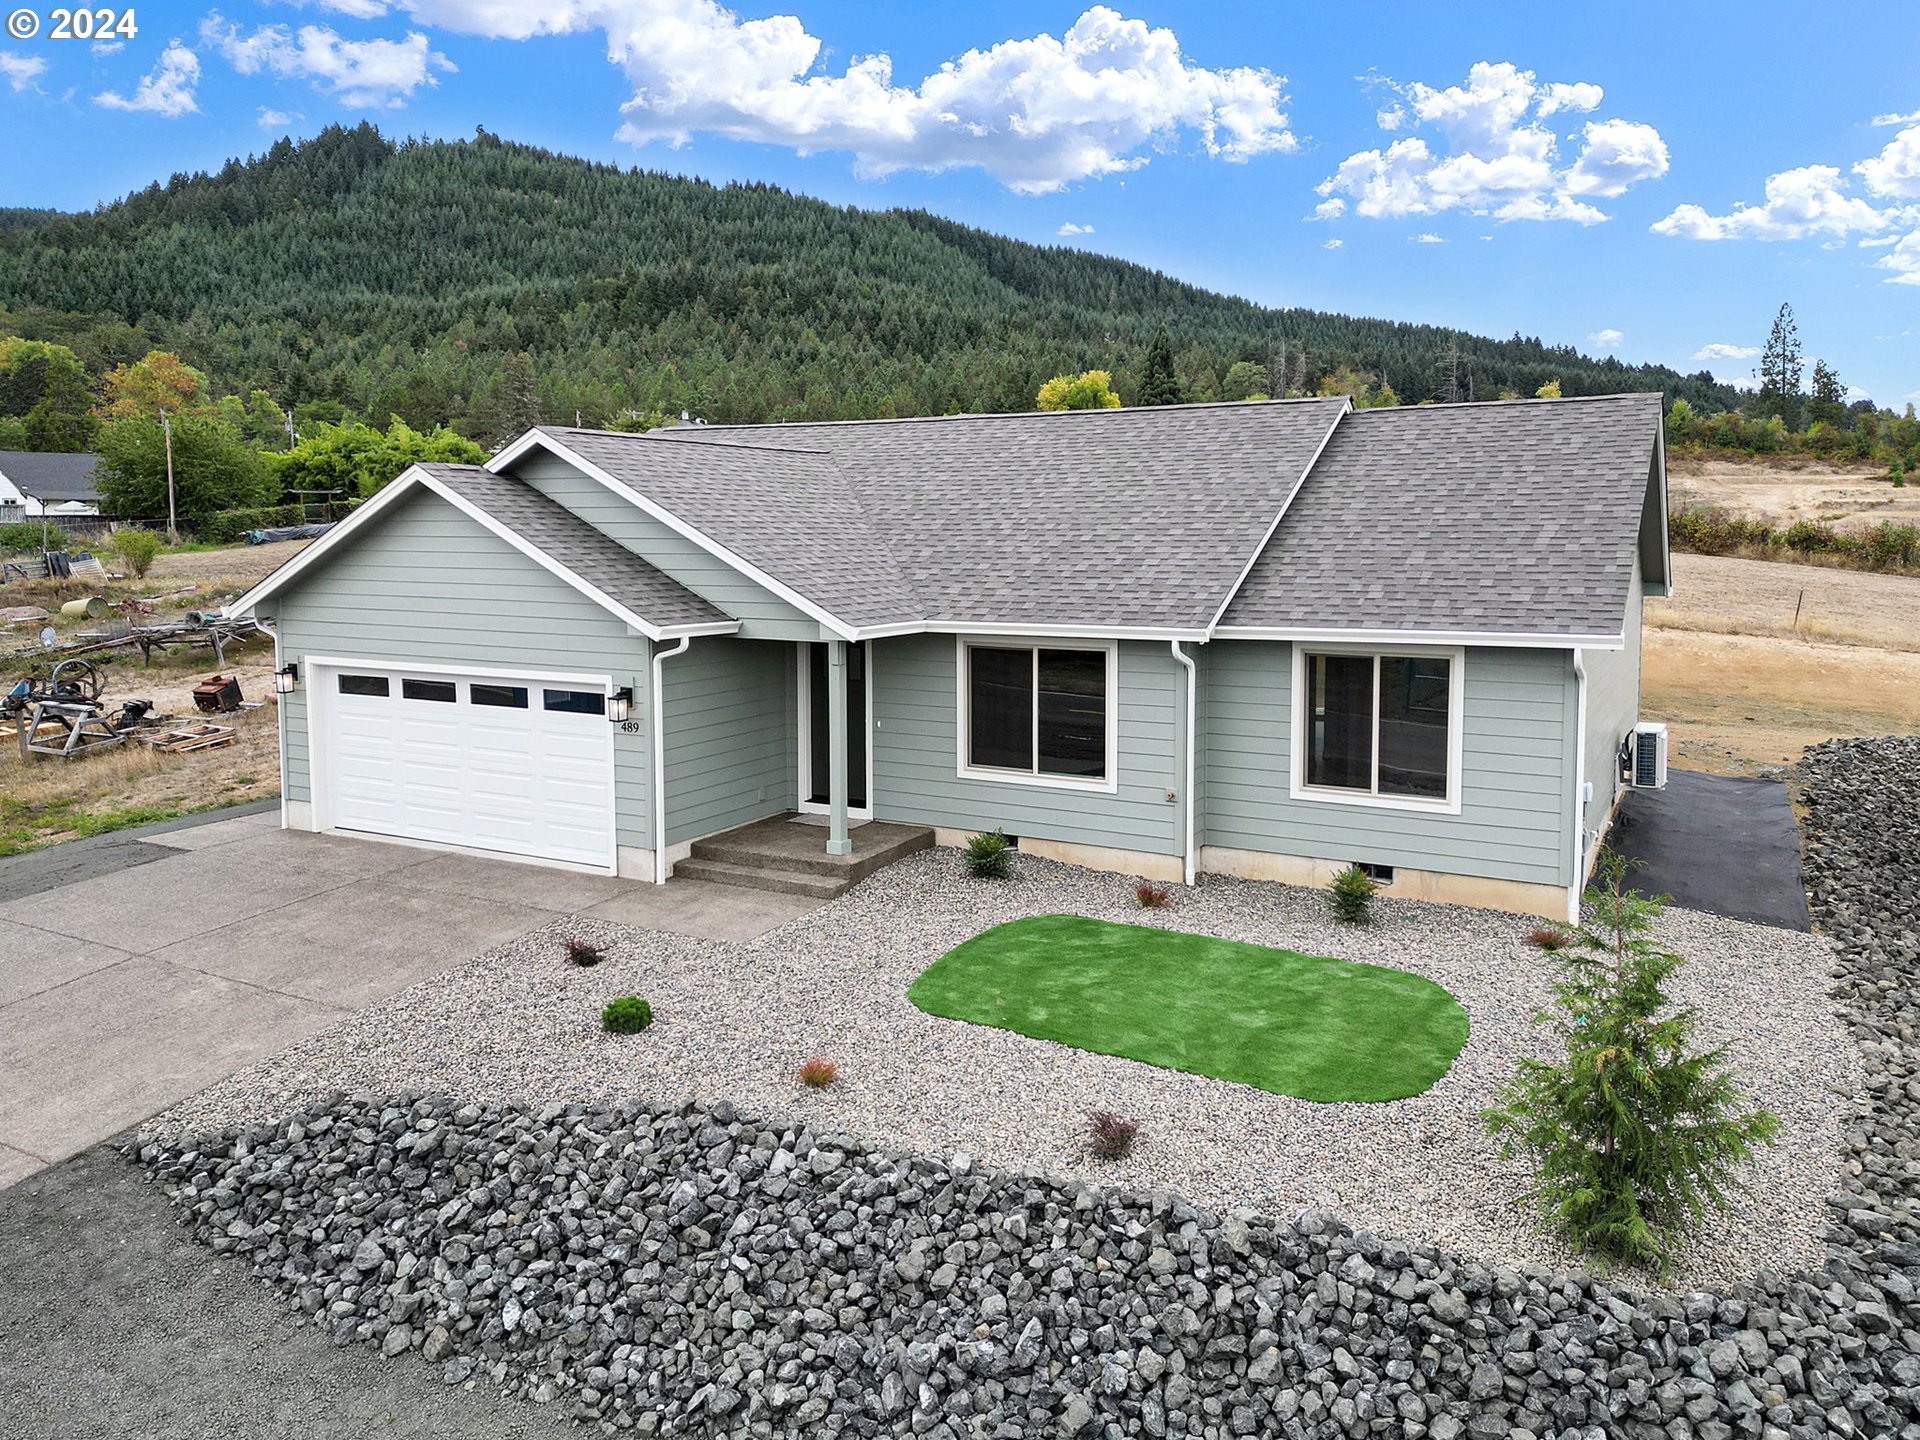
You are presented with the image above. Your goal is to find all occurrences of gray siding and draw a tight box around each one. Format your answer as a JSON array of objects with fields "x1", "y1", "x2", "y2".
[
  {"x1": 661, "y1": 637, "x2": 796, "y2": 845},
  {"x1": 870, "y1": 635, "x2": 1183, "y2": 856},
  {"x1": 1580, "y1": 550, "x2": 1645, "y2": 866},
  {"x1": 267, "y1": 487, "x2": 653, "y2": 849},
  {"x1": 508, "y1": 452, "x2": 820, "y2": 641},
  {"x1": 1200, "y1": 640, "x2": 1572, "y2": 887}
]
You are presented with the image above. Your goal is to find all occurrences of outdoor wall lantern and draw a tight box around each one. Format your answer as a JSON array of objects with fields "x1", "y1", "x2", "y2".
[
  {"x1": 608, "y1": 686, "x2": 635, "y2": 723},
  {"x1": 274, "y1": 663, "x2": 299, "y2": 695}
]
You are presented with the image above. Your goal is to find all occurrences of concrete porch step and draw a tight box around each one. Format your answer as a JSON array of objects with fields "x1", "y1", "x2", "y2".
[
  {"x1": 677, "y1": 814, "x2": 935, "y2": 899},
  {"x1": 671, "y1": 857, "x2": 850, "y2": 900}
]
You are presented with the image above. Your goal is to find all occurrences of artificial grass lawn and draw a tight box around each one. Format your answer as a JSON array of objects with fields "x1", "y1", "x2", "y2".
[{"x1": 909, "y1": 914, "x2": 1469, "y2": 1103}]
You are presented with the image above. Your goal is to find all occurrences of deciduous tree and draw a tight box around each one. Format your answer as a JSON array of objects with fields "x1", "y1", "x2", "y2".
[{"x1": 1035, "y1": 370, "x2": 1121, "y2": 411}]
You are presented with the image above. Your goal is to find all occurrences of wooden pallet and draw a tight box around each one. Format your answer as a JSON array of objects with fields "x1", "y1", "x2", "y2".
[
  {"x1": 0, "y1": 718, "x2": 61, "y2": 742},
  {"x1": 143, "y1": 722, "x2": 237, "y2": 754}
]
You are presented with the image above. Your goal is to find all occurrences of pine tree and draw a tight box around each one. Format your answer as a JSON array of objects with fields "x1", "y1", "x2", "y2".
[
  {"x1": 484, "y1": 351, "x2": 543, "y2": 446},
  {"x1": 1136, "y1": 328, "x2": 1183, "y2": 406},
  {"x1": 1808, "y1": 359, "x2": 1847, "y2": 428},
  {"x1": 1757, "y1": 303, "x2": 1805, "y2": 426}
]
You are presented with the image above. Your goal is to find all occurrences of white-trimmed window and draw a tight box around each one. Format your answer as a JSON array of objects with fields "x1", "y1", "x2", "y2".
[
  {"x1": 1291, "y1": 645, "x2": 1464, "y2": 813},
  {"x1": 957, "y1": 638, "x2": 1117, "y2": 791}
]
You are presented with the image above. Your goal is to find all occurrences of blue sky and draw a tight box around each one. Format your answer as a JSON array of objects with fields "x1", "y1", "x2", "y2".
[{"x1": 2, "y1": 0, "x2": 1916, "y2": 406}]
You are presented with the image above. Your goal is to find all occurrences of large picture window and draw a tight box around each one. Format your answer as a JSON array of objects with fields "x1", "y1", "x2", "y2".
[
  {"x1": 1298, "y1": 649, "x2": 1459, "y2": 808},
  {"x1": 961, "y1": 641, "x2": 1114, "y2": 788}
]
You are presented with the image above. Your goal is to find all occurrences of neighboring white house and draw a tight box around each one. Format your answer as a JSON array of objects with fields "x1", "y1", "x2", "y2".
[{"x1": 0, "y1": 451, "x2": 103, "y2": 521}]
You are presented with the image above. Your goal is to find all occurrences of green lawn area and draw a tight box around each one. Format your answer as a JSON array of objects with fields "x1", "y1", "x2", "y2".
[{"x1": 908, "y1": 914, "x2": 1469, "y2": 1102}]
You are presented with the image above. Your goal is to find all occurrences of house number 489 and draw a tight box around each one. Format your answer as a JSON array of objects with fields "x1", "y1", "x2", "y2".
[{"x1": 619, "y1": 721, "x2": 642, "y2": 734}]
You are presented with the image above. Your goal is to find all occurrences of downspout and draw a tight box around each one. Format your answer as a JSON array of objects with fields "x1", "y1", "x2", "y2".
[
  {"x1": 1568, "y1": 647, "x2": 1588, "y2": 924},
  {"x1": 650, "y1": 636, "x2": 692, "y2": 884},
  {"x1": 257, "y1": 614, "x2": 288, "y2": 832},
  {"x1": 1171, "y1": 641, "x2": 1197, "y2": 887}
]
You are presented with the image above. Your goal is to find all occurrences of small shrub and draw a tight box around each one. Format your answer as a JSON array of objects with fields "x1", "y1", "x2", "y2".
[
  {"x1": 1485, "y1": 853, "x2": 1780, "y2": 1271},
  {"x1": 601, "y1": 996, "x2": 653, "y2": 1033},
  {"x1": 1327, "y1": 864, "x2": 1378, "y2": 925},
  {"x1": 1086, "y1": 1109, "x2": 1142, "y2": 1162},
  {"x1": 564, "y1": 938, "x2": 604, "y2": 968},
  {"x1": 110, "y1": 527, "x2": 162, "y2": 579},
  {"x1": 1135, "y1": 879, "x2": 1172, "y2": 909},
  {"x1": 798, "y1": 1056, "x2": 839, "y2": 1089},
  {"x1": 963, "y1": 828, "x2": 1013, "y2": 879},
  {"x1": 1523, "y1": 925, "x2": 1571, "y2": 952}
]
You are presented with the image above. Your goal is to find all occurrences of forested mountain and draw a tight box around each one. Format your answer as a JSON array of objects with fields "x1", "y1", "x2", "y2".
[{"x1": 0, "y1": 123, "x2": 1746, "y2": 433}]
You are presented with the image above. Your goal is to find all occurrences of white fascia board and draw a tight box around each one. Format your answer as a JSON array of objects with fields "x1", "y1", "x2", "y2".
[
  {"x1": 225, "y1": 464, "x2": 431, "y2": 617},
  {"x1": 1204, "y1": 396, "x2": 1352, "y2": 634},
  {"x1": 490, "y1": 429, "x2": 861, "y2": 642},
  {"x1": 1213, "y1": 624, "x2": 1626, "y2": 651}
]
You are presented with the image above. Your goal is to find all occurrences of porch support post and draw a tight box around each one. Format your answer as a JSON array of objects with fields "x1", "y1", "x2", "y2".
[{"x1": 825, "y1": 638, "x2": 852, "y2": 856}]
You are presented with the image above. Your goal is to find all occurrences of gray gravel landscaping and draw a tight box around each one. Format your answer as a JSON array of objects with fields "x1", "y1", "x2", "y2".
[
  {"x1": 151, "y1": 840, "x2": 1852, "y2": 1290},
  {"x1": 133, "y1": 736, "x2": 1920, "y2": 1439}
]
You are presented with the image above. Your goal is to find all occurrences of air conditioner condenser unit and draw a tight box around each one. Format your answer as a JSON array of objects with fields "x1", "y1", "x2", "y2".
[{"x1": 1627, "y1": 721, "x2": 1668, "y2": 790}]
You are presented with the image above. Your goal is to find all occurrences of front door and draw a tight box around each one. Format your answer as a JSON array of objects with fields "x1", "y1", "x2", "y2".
[{"x1": 803, "y1": 641, "x2": 868, "y2": 812}]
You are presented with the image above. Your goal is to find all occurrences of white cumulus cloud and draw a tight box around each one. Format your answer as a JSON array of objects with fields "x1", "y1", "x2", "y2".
[
  {"x1": 1878, "y1": 231, "x2": 1920, "y2": 285},
  {"x1": 0, "y1": 50, "x2": 48, "y2": 92},
  {"x1": 1411, "y1": 232, "x2": 1444, "y2": 244},
  {"x1": 258, "y1": 105, "x2": 303, "y2": 127},
  {"x1": 1873, "y1": 109, "x2": 1920, "y2": 127},
  {"x1": 372, "y1": 2, "x2": 1294, "y2": 193},
  {"x1": 202, "y1": 14, "x2": 454, "y2": 108},
  {"x1": 1587, "y1": 328, "x2": 1622, "y2": 348},
  {"x1": 1056, "y1": 221, "x2": 1094, "y2": 236},
  {"x1": 1652, "y1": 164, "x2": 1892, "y2": 240},
  {"x1": 1315, "y1": 61, "x2": 1666, "y2": 228},
  {"x1": 1692, "y1": 343, "x2": 1760, "y2": 361},
  {"x1": 93, "y1": 40, "x2": 200, "y2": 116},
  {"x1": 1322, "y1": 237, "x2": 1342, "y2": 249},
  {"x1": 1857, "y1": 123, "x2": 1920, "y2": 200}
]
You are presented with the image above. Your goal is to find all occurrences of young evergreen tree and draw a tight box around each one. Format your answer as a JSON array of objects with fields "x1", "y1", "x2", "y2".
[
  {"x1": 1136, "y1": 328, "x2": 1184, "y2": 406},
  {"x1": 1485, "y1": 853, "x2": 1780, "y2": 1271},
  {"x1": 1808, "y1": 359, "x2": 1847, "y2": 428},
  {"x1": 1757, "y1": 303, "x2": 1805, "y2": 426}
]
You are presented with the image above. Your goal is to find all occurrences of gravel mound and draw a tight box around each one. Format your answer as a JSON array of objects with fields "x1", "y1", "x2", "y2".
[{"x1": 147, "y1": 848, "x2": 1851, "y2": 1288}]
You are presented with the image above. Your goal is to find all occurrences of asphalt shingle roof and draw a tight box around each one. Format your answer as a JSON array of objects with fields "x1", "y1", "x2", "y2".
[
  {"x1": 540, "y1": 429, "x2": 920, "y2": 630},
  {"x1": 557, "y1": 398, "x2": 1352, "y2": 632},
  {"x1": 417, "y1": 464, "x2": 731, "y2": 633},
  {"x1": 0, "y1": 450, "x2": 100, "y2": 504},
  {"x1": 1218, "y1": 394, "x2": 1662, "y2": 638}
]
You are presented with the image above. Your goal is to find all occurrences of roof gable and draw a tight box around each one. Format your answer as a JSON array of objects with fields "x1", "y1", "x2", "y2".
[
  {"x1": 0, "y1": 450, "x2": 100, "y2": 503},
  {"x1": 1219, "y1": 393, "x2": 1662, "y2": 641},
  {"x1": 229, "y1": 464, "x2": 736, "y2": 640}
]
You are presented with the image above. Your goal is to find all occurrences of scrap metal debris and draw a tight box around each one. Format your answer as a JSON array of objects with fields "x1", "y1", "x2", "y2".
[{"x1": 2, "y1": 658, "x2": 173, "y2": 760}]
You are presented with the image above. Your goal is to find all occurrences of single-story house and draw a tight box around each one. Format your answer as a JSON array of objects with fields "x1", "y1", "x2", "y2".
[
  {"x1": 230, "y1": 394, "x2": 1669, "y2": 922},
  {"x1": 0, "y1": 450, "x2": 103, "y2": 520}
]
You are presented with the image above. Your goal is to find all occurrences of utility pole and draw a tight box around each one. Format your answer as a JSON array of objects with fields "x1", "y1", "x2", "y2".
[{"x1": 161, "y1": 409, "x2": 178, "y2": 545}]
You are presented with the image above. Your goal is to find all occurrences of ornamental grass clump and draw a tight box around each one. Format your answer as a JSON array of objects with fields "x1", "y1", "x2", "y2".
[
  {"x1": 1523, "y1": 925, "x2": 1571, "y2": 952},
  {"x1": 601, "y1": 996, "x2": 653, "y2": 1034},
  {"x1": 963, "y1": 829, "x2": 1013, "y2": 879},
  {"x1": 1085, "y1": 1109, "x2": 1142, "y2": 1162},
  {"x1": 1327, "y1": 864, "x2": 1378, "y2": 925},
  {"x1": 1485, "y1": 853, "x2": 1780, "y2": 1272},
  {"x1": 1135, "y1": 880, "x2": 1172, "y2": 909},
  {"x1": 797, "y1": 1056, "x2": 839, "y2": 1089},
  {"x1": 564, "y1": 938, "x2": 604, "y2": 968}
]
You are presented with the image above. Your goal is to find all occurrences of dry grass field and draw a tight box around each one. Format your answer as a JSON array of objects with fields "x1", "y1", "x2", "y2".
[
  {"x1": 1644, "y1": 552, "x2": 1920, "y2": 775},
  {"x1": 1668, "y1": 452, "x2": 1914, "y2": 533},
  {"x1": 0, "y1": 540, "x2": 306, "y2": 853}
]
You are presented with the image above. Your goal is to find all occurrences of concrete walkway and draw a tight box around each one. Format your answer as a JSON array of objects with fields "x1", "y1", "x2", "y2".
[{"x1": 0, "y1": 808, "x2": 822, "y2": 1190}]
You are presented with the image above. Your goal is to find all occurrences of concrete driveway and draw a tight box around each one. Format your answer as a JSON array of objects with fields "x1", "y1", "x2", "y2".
[{"x1": 0, "y1": 808, "x2": 820, "y2": 1190}]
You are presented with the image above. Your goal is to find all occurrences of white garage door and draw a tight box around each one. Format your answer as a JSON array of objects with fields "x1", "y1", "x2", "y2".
[{"x1": 318, "y1": 665, "x2": 615, "y2": 870}]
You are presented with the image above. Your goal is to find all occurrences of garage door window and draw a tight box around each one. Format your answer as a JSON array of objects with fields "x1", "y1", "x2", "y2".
[
  {"x1": 337, "y1": 674, "x2": 389, "y2": 697},
  {"x1": 402, "y1": 678, "x2": 457, "y2": 703},
  {"x1": 471, "y1": 683, "x2": 529, "y2": 709},
  {"x1": 543, "y1": 688, "x2": 605, "y2": 716}
]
